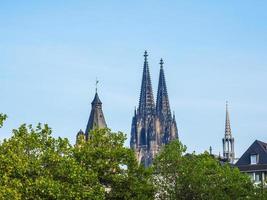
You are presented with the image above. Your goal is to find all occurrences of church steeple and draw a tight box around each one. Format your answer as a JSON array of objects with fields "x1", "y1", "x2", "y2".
[
  {"x1": 222, "y1": 101, "x2": 235, "y2": 163},
  {"x1": 225, "y1": 101, "x2": 231, "y2": 136},
  {"x1": 138, "y1": 51, "x2": 155, "y2": 116},
  {"x1": 156, "y1": 58, "x2": 171, "y2": 119},
  {"x1": 85, "y1": 91, "x2": 107, "y2": 139}
]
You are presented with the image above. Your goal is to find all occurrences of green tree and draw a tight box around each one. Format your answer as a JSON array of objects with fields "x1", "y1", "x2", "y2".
[
  {"x1": 0, "y1": 113, "x2": 7, "y2": 128},
  {"x1": 0, "y1": 123, "x2": 154, "y2": 199},
  {"x1": 153, "y1": 140, "x2": 259, "y2": 200},
  {"x1": 0, "y1": 124, "x2": 104, "y2": 200},
  {"x1": 74, "y1": 128, "x2": 155, "y2": 200}
]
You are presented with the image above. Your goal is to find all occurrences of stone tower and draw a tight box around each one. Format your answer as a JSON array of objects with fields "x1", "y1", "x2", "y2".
[
  {"x1": 222, "y1": 101, "x2": 235, "y2": 163},
  {"x1": 130, "y1": 51, "x2": 178, "y2": 167},
  {"x1": 76, "y1": 90, "x2": 107, "y2": 142}
]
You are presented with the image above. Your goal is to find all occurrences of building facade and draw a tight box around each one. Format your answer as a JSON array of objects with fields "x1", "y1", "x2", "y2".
[
  {"x1": 130, "y1": 51, "x2": 178, "y2": 167},
  {"x1": 235, "y1": 140, "x2": 267, "y2": 185}
]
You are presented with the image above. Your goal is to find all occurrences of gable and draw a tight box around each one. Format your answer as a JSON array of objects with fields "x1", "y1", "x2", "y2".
[{"x1": 236, "y1": 140, "x2": 267, "y2": 166}]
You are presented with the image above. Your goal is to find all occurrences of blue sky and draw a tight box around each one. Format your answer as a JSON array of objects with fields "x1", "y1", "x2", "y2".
[{"x1": 1, "y1": 1, "x2": 267, "y2": 157}]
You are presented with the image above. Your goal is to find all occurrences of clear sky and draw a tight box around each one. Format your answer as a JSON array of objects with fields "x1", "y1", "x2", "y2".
[{"x1": 1, "y1": 1, "x2": 267, "y2": 157}]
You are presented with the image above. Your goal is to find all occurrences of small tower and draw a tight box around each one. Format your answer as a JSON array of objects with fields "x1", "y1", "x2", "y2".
[
  {"x1": 170, "y1": 112, "x2": 178, "y2": 140},
  {"x1": 76, "y1": 82, "x2": 107, "y2": 144},
  {"x1": 85, "y1": 91, "x2": 107, "y2": 140},
  {"x1": 76, "y1": 129, "x2": 85, "y2": 146},
  {"x1": 222, "y1": 101, "x2": 235, "y2": 163}
]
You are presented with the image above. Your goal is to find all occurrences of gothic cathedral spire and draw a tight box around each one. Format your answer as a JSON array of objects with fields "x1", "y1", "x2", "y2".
[
  {"x1": 131, "y1": 52, "x2": 178, "y2": 167},
  {"x1": 138, "y1": 51, "x2": 155, "y2": 116},
  {"x1": 222, "y1": 101, "x2": 235, "y2": 163},
  {"x1": 156, "y1": 58, "x2": 171, "y2": 120}
]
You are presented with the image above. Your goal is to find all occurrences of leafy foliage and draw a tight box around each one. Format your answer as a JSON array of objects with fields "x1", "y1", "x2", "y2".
[
  {"x1": 74, "y1": 128, "x2": 155, "y2": 200},
  {"x1": 0, "y1": 124, "x2": 103, "y2": 199},
  {"x1": 0, "y1": 113, "x2": 7, "y2": 128},
  {"x1": 153, "y1": 140, "x2": 260, "y2": 200},
  {"x1": 0, "y1": 125, "x2": 154, "y2": 200},
  {"x1": 1, "y1": 117, "x2": 266, "y2": 199}
]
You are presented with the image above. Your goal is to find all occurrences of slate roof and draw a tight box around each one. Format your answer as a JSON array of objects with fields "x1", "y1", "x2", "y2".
[
  {"x1": 235, "y1": 140, "x2": 267, "y2": 172},
  {"x1": 85, "y1": 92, "x2": 107, "y2": 138}
]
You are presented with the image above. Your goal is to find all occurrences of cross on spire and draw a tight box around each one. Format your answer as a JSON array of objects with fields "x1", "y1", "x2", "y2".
[
  {"x1": 144, "y1": 51, "x2": 148, "y2": 61},
  {"x1": 160, "y1": 58, "x2": 164, "y2": 69}
]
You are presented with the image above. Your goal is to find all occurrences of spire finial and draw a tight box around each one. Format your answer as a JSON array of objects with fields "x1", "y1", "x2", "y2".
[
  {"x1": 160, "y1": 58, "x2": 164, "y2": 69},
  {"x1": 144, "y1": 51, "x2": 148, "y2": 61},
  {"x1": 209, "y1": 146, "x2": 212, "y2": 155},
  {"x1": 95, "y1": 78, "x2": 99, "y2": 93}
]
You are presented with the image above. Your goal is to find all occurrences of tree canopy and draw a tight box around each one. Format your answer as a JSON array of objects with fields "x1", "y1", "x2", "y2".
[
  {"x1": 153, "y1": 140, "x2": 262, "y2": 200},
  {"x1": 0, "y1": 113, "x2": 7, "y2": 128},
  {"x1": 74, "y1": 128, "x2": 154, "y2": 200},
  {"x1": 0, "y1": 124, "x2": 154, "y2": 200},
  {"x1": 0, "y1": 117, "x2": 265, "y2": 199}
]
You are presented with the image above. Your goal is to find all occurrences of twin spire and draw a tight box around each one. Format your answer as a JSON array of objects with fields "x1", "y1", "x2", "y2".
[
  {"x1": 132, "y1": 51, "x2": 178, "y2": 166},
  {"x1": 138, "y1": 51, "x2": 155, "y2": 116},
  {"x1": 156, "y1": 58, "x2": 171, "y2": 119},
  {"x1": 138, "y1": 51, "x2": 171, "y2": 118}
]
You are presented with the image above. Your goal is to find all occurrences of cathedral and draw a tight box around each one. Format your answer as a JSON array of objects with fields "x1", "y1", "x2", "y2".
[
  {"x1": 75, "y1": 51, "x2": 178, "y2": 167},
  {"x1": 76, "y1": 51, "x2": 235, "y2": 167},
  {"x1": 130, "y1": 51, "x2": 179, "y2": 166}
]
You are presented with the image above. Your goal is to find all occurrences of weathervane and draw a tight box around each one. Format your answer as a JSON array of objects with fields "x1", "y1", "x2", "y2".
[{"x1": 95, "y1": 78, "x2": 99, "y2": 93}]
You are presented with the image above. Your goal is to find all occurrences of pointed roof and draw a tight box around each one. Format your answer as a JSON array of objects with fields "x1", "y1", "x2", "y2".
[
  {"x1": 225, "y1": 101, "x2": 231, "y2": 136},
  {"x1": 236, "y1": 140, "x2": 267, "y2": 169},
  {"x1": 76, "y1": 129, "x2": 85, "y2": 144},
  {"x1": 92, "y1": 92, "x2": 102, "y2": 105},
  {"x1": 171, "y1": 112, "x2": 179, "y2": 139},
  {"x1": 156, "y1": 58, "x2": 171, "y2": 119},
  {"x1": 77, "y1": 129, "x2": 84, "y2": 135},
  {"x1": 138, "y1": 51, "x2": 155, "y2": 116},
  {"x1": 85, "y1": 92, "x2": 107, "y2": 137}
]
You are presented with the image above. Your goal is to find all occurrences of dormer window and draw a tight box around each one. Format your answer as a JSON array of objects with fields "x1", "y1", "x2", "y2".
[{"x1": 250, "y1": 154, "x2": 258, "y2": 165}]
